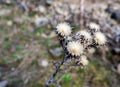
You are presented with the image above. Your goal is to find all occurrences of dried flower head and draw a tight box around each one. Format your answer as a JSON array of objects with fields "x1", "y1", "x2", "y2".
[
  {"x1": 80, "y1": 55, "x2": 89, "y2": 66},
  {"x1": 56, "y1": 22, "x2": 72, "y2": 36},
  {"x1": 88, "y1": 22, "x2": 100, "y2": 32},
  {"x1": 67, "y1": 41, "x2": 83, "y2": 56},
  {"x1": 75, "y1": 30, "x2": 92, "y2": 41},
  {"x1": 94, "y1": 32, "x2": 106, "y2": 45}
]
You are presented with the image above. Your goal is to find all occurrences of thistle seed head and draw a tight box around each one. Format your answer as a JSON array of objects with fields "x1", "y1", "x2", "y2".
[
  {"x1": 56, "y1": 22, "x2": 72, "y2": 37},
  {"x1": 75, "y1": 30, "x2": 92, "y2": 41},
  {"x1": 80, "y1": 55, "x2": 89, "y2": 66},
  {"x1": 67, "y1": 41, "x2": 84, "y2": 56},
  {"x1": 88, "y1": 22, "x2": 100, "y2": 32},
  {"x1": 94, "y1": 32, "x2": 106, "y2": 45}
]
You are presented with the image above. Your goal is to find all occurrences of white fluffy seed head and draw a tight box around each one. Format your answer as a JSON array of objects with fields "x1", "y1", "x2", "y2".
[
  {"x1": 80, "y1": 55, "x2": 89, "y2": 66},
  {"x1": 56, "y1": 22, "x2": 72, "y2": 36},
  {"x1": 67, "y1": 41, "x2": 84, "y2": 56},
  {"x1": 89, "y1": 22, "x2": 100, "y2": 32},
  {"x1": 78, "y1": 30, "x2": 92, "y2": 40},
  {"x1": 94, "y1": 32, "x2": 106, "y2": 45}
]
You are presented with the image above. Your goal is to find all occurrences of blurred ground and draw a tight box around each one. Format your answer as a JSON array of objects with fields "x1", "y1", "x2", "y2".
[{"x1": 0, "y1": 0, "x2": 120, "y2": 87}]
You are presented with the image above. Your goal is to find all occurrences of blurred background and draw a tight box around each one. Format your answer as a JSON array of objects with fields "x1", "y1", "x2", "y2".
[{"x1": 0, "y1": 0, "x2": 120, "y2": 87}]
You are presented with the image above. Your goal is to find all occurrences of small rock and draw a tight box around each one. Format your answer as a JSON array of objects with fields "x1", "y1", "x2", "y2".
[
  {"x1": 40, "y1": 0, "x2": 54, "y2": 6},
  {"x1": 7, "y1": 20, "x2": 13, "y2": 26},
  {"x1": 41, "y1": 60, "x2": 48, "y2": 67},
  {"x1": 38, "y1": 5, "x2": 47, "y2": 14},
  {"x1": 0, "y1": 9, "x2": 11, "y2": 16},
  {"x1": 49, "y1": 47, "x2": 63, "y2": 57},
  {"x1": 56, "y1": 7, "x2": 68, "y2": 16},
  {"x1": 34, "y1": 16, "x2": 49, "y2": 28},
  {"x1": 5, "y1": 0, "x2": 11, "y2": 4},
  {"x1": 46, "y1": 0, "x2": 54, "y2": 6},
  {"x1": 70, "y1": 4, "x2": 76, "y2": 11},
  {"x1": 0, "y1": 81, "x2": 8, "y2": 87},
  {"x1": 18, "y1": 1, "x2": 29, "y2": 12},
  {"x1": 111, "y1": 10, "x2": 120, "y2": 22},
  {"x1": 106, "y1": 5, "x2": 120, "y2": 22},
  {"x1": 105, "y1": 4, "x2": 114, "y2": 14},
  {"x1": 11, "y1": 67, "x2": 15, "y2": 71},
  {"x1": 13, "y1": 17, "x2": 23, "y2": 25},
  {"x1": 113, "y1": 34, "x2": 120, "y2": 54}
]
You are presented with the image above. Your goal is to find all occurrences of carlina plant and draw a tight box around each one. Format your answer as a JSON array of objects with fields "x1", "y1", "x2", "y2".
[{"x1": 46, "y1": 22, "x2": 107, "y2": 87}]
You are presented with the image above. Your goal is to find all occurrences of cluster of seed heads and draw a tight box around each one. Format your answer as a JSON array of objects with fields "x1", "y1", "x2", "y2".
[
  {"x1": 46, "y1": 22, "x2": 107, "y2": 87},
  {"x1": 56, "y1": 22, "x2": 106, "y2": 59}
]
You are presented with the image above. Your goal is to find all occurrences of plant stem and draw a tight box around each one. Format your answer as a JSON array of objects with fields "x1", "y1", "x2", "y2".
[{"x1": 46, "y1": 55, "x2": 69, "y2": 87}]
